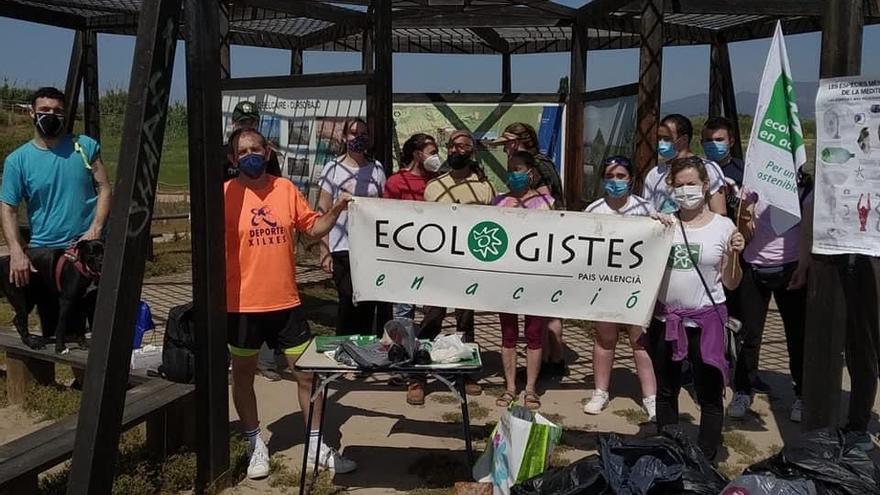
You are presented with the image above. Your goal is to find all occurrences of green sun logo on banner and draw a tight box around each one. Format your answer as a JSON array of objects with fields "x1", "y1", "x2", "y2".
[{"x1": 468, "y1": 221, "x2": 508, "y2": 262}]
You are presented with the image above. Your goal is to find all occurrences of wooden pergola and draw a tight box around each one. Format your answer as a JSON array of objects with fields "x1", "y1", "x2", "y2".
[{"x1": 1, "y1": 0, "x2": 877, "y2": 493}]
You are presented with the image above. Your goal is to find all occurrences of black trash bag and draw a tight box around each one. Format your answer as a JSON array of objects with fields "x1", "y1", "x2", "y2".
[
  {"x1": 511, "y1": 455, "x2": 609, "y2": 495},
  {"x1": 720, "y1": 474, "x2": 816, "y2": 495},
  {"x1": 599, "y1": 429, "x2": 728, "y2": 495},
  {"x1": 383, "y1": 318, "x2": 419, "y2": 365},
  {"x1": 744, "y1": 429, "x2": 880, "y2": 495}
]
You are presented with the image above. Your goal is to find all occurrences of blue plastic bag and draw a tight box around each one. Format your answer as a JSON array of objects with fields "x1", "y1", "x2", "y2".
[{"x1": 133, "y1": 301, "x2": 155, "y2": 348}]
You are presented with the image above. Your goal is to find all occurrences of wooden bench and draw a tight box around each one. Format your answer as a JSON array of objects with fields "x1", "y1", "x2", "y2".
[
  {"x1": 0, "y1": 332, "x2": 150, "y2": 404},
  {"x1": 0, "y1": 378, "x2": 195, "y2": 494}
]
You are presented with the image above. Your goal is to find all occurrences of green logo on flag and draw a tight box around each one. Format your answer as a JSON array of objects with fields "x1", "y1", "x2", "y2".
[
  {"x1": 468, "y1": 221, "x2": 508, "y2": 262},
  {"x1": 757, "y1": 73, "x2": 805, "y2": 154}
]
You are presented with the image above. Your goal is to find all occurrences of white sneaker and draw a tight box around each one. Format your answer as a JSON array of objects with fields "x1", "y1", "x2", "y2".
[
  {"x1": 728, "y1": 392, "x2": 752, "y2": 419},
  {"x1": 308, "y1": 444, "x2": 357, "y2": 474},
  {"x1": 583, "y1": 389, "x2": 610, "y2": 415},
  {"x1": 642, "y1": 395, "x2": 657, "y2": 423},
  {"x1": 246, "y1": 440, "x2": 270, "y2": 480},
  {"x1": 789, "y1": 398, "x2": 803, "y2": 423}
]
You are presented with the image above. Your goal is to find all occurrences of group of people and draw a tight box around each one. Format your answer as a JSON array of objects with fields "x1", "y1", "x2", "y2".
[{"x1": 2, "y1": 88, "x2": 876, "y2": 483}]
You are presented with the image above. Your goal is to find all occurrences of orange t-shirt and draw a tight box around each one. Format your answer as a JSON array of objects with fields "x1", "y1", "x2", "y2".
[{"x1": 225, "y1": 177, "x2": 319, "y2": 312}]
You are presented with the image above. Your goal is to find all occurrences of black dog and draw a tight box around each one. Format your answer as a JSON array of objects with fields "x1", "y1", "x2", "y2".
[{"x1": 0, "y1": 239, "x2": 103, "y2": 353}]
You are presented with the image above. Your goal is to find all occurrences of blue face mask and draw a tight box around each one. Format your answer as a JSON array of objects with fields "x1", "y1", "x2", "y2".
[
  {"x1": 238, "y1": 153, "x2": 266, "y2": 179},
  {"x1": 602, "y1": 179, "x2": 630, "y2": 198},
  {"x1": 657, "y1": 140, "x2": 676, "y2": 160},
  {"x1": 702, "y1": 141, "x2": 729, "y2": 162},
  {"x1": 506, "y1": 171, "x2": 530, "y2": 192}
]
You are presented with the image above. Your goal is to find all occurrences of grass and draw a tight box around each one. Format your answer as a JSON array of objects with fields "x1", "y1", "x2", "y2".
[
  {"x1": 722, "y1": 431, "x2": 761, "y2": 460},
  {"x1": 144, "y1": 236, "x2": 192, "y2": 278},
  {"x1": 717, "y1": 462, "x2": 744, "y2": 480},
  {"x1": 430, "y1": 394, "x2": 460, "y2": 405},
  {"x1": 24, "y1": 381, "x2": 81, "y2": 421},
  {"x1": 441, "y1": 402, "x2": 490, "y2": 423},
  {"x1": 613, "y1": 408, "x2": 649, "y2": 426},
  {"x1": 268, "y1": 455, "x2": 344, "y2": 494}
]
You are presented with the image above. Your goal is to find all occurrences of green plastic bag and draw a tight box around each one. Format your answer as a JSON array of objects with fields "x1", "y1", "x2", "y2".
[{"x1": 473, "y1": 405, "x2": 562, "y2": 495}]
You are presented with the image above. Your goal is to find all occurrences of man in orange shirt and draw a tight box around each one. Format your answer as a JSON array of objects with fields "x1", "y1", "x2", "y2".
[{"x1": 225, "y1": 128, "x2": 354, "y2": 479}]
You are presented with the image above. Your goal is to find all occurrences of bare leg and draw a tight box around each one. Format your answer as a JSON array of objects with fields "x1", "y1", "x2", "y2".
[
  {"x1": 545, "y1": 318, "x2": 564, "y2": 362},
  {"x1": 525, "y1": 347, "x2": 542, "y2": 393},
  {"x1": 231, "y1": 355, "x2": 260, "y2": 431},
  {"x1": 286, "y1": 355, "x2": 323, "y2": 427},
  {"x1": 501, "y1": 347, "x2": 517, "y2": 394},
  {"x1": 593, "y1": 323, "x2": 619, "y2": 392},
  {"x1": 627, "y1": 325, "x2": 656, "y2": 397}
]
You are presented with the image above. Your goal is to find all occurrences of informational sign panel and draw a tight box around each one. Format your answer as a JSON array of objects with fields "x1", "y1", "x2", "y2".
[
  {"x1": 813, "y1": 76, "x2": 880, "y2": 256},
  {"x1": 348, "y1": 198, "x2": 673, "y2": 326}
]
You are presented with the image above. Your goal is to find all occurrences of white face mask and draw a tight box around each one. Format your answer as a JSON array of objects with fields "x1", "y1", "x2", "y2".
[
  {"x1": 673, "y1": 185, "x2": 705, "y2": 210},
  {"x1": 423, "y1": 154, "x2": 443, "y2": 173}
]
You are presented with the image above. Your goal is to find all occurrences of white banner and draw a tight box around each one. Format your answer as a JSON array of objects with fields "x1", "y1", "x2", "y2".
[
  {"x1": 743, "y1": 22, "x2": 806, "y2": 235},
  {"x1": 348, "y1": 198, "x2": 674, "y2": 327},
  {"x1": 813, "y1": 75, "x2": 880, "y2": 256}
]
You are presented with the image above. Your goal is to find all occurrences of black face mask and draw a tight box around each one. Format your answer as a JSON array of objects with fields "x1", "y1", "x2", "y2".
[
  {"x1": 447, "y1": 153, "x2": 471, "y2": 170},
  {"x1": 34, "y1": 113, "x2": 65, "y2": 138}
]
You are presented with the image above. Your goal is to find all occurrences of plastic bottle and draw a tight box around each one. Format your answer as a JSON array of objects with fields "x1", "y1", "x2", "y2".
[{"x1": 820, "y1": 147, "x2": 855, "y2": 164}]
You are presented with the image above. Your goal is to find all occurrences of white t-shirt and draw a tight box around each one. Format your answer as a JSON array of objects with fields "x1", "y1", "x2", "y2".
[
  {"x1": 318, "y1": 158, "x2": 386, "y2": 253},
  {"x1": 584, "y1": 194, "x2": 655, "y2": 217},
  {"x1": 658, "y1": 213, "x2": 736, "y2": 309},
  {"x1": 642, "y1": 159, "x2": 726, "y2": 214}
]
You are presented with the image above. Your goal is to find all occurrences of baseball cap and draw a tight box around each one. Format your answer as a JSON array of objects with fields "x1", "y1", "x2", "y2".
[{"x1": 232, "y1": 101, "x2": 259, "y2": 123}]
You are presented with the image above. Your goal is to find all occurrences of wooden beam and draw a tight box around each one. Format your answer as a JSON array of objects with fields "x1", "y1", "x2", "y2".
[
  {"x1": 620, "y1": 0, "x2": 822, "y2": 16},
  {"x1": 0, "y1": 1, "x2": 85, "y2": 30},
  {"x1": 219, "y1": 1, "x2": 231, "y2": 79},
  {"x1": 63, "y1": 31, "x2": 85, "y2": 135},
  {"x1": 237, "y1": 0, "x2": 366, "y2": 26},
  {"x1": 184, "y1": 1, "x2": 230, "y2": 490},
  {"x1": 394, "y1": 14, "x2": 562, "y2": 28},
  {"x1": 564, "y1": 20, "x2": 586, "y2": 210},
  {"x1": 298, "y1": 23, "x2": 358, "y2": 49},
  {"x1": 470, "y1": 27, "x2": 510, "y2": 53},
  {"x1": 291, "y1": 48, "x2": 304, "y2": 75},
  {"x1": 802, "y1": 0, "x2": 864, "y2": 432},
  {"x1": 67, "y1": 0, "x2": 181, "y2": 490},
  {"x1": 373, "y1": 0, "x2": 393, "y2": 174},
  {"x1": 715, "y1": 39, "x2": 743, "y2": 159},
  {"x1": 502, "y1": 52, "x2": 512, "y2": 94},
  {"x1": 578, "y1": 0, "x2": 637, "y2": 17},
  {"x1": 220, "y1": 71, "x2": 371, "y2": 91},
  {"x1": 82, "y1": 30, "x2": 100, "y2": 140},
  {"x1": 633, "y1": 0, "x2": 664, "y2": 190}
]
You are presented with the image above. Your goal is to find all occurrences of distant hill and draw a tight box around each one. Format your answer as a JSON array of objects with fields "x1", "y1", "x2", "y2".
[{"x1": 662, "y1": 81, "x2": 818, "y2": 118}]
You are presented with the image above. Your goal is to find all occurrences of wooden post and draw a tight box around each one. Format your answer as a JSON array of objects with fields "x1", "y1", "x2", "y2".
[
  {"x1": 372, "y1": 0, "x2": 393, "y2": 174},
  {"x1": 802, "y1": 0, "x2": 864, "y2": 431},
  {"x1": 716, "y1": 39, "x2": 743, "y2": 159},
  {"x1": 63, "y1": 31, "x2": 84, "y2": 134},
  {"x1": 633, "y1": 0, "x2": 664, "y2": 190},
  {"x1": 5, "y1": 352, "x2": 55, "y2": 405},
  {"x1": 67, "y1": 0, "x2": 181, "y2": 492},
  {"x1": 184, "y1": 0, "x2": 230, "y2": 491},
  {"x1": 291, "y1": 48, "x2": 303, "y2": 75},
  {"x1": 82, "y1": 30, "x2": 100, "y2": 140},
  {"x1": 564, "y1": 20, "x2": 586, "y2": 210},
  {"x1": 502, "y1": 52, "x2": 512, "y2": 94},
  {"x1": 219, "y1": 1, "x2": 231, "y2": 80},
  {"x1": 708, "y1": 40, "x2": 723, "y2": 118}
]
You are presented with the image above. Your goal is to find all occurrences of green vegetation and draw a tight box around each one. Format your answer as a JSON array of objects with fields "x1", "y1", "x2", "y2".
[
  {"x1": 613, "y1": 408, "x2": 649, "y2": 425},
  {"x1": 441, "y1": 402, "x2": 490, "y2": 423}
]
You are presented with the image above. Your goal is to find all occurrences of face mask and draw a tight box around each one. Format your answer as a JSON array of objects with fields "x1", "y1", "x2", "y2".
[
  {"x1": 238, "y1": 153, "x2": 267, "y2": 179},
  {"x1": 506, "y1": 171, "x2": 530, "y2": 192},
  {"x1": 602, "y1": 179, "x2": 630, "y2": 198},
  {"x1": 346, "y1": 135, "x2": 369, "y2": 154},
  {"x1": 657, "y1": 140, "x2": 676, "y2": 160},
  {"x1": 447, "y1": 153, "x2": 471, "y2": 170},
  {"x1": 673, "y1": 185, "x2": 705, "y2": 210},
  {"x1": 34, "y1": 112, "x2": 65, "y2": 138},
  {"x1": 423, "y1": 154, "x2": 443, "y2": 173},
  {"x1": 702, "y1": 141, "x2": 729, "y2": 162}
]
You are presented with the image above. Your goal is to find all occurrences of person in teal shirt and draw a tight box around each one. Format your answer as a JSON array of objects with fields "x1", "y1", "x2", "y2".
[{"x1": 0, "y1": 87, "x2": 112, "y2": 288}]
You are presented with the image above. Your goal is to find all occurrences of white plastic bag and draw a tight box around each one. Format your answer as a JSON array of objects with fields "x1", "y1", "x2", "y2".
[
  {"x1": 430, "y1": 334, "x2": 473, "y2": 364},
  {"x1": 131, "y1": 344, "x2": 163, "y2": 370}
]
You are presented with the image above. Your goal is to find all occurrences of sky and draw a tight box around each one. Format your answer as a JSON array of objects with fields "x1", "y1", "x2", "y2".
[{"x1": 1, "y1": 1, "x2": 879, "y2": 108}]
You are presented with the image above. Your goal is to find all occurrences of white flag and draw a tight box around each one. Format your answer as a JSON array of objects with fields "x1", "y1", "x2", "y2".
[{"x1": 743, "y1": 22, "x2": 806, "y2": 234}]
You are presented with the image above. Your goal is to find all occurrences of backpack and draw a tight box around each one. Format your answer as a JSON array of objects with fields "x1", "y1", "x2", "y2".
[{"x1": 158, "y1": 302, "x2": 195, "y2": 383}]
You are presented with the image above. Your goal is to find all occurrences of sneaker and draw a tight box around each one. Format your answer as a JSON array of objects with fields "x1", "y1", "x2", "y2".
[
  {"x1": 728, "y1": 392, "x2": 752, "y2": 419},
  {"x1": 259, "y1": 368, "x2": 282, "y2": 382},
  {"x1": 789, "y1": 398, "x2": 803, "y2": 423},
  {"x1": 751, "y1": 376, "x2": 772, "y2": 394},
  {"x1": 246, "y1": 440, "x2": 270, "y2": 480},
  {"x1": 308, "y1": 444, "x2": 357, "y2": 474},
  {"x1": 407, "y1": 380, "x2": 426, "y2": 406},
  {"x1": 642, "y1": 395, "x2": 657, "y2": 423},
  {"x1": 583, "y1": 389, "x2": 610, "y2": 415}
]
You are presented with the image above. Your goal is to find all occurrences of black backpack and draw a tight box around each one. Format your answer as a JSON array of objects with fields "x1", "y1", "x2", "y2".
[{"x1": 158, "y1": 302, "x2": 195, "y2": 383}]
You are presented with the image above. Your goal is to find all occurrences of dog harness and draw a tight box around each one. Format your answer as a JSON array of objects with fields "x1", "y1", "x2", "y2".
[{"x1": 55, "y1": 246, "x2": 98, "y2": 292}]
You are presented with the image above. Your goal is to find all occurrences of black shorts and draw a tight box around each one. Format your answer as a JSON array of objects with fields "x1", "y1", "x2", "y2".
[{"x1": 227, "y1": 306, "x2": 311, "y2": 357}]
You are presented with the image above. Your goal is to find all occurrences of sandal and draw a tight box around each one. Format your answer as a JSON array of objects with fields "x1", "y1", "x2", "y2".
[
  {"x1": 496, "y1": 391, "x2": 516, "y2": 408},
  {"x1": 522, "y1": 391, "x2": 541, "y2": 410}
]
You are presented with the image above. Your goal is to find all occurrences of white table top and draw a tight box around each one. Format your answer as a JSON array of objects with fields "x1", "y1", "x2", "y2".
[{"x1": 293, "y1": 338, "x2": 483, "y2": 373}]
